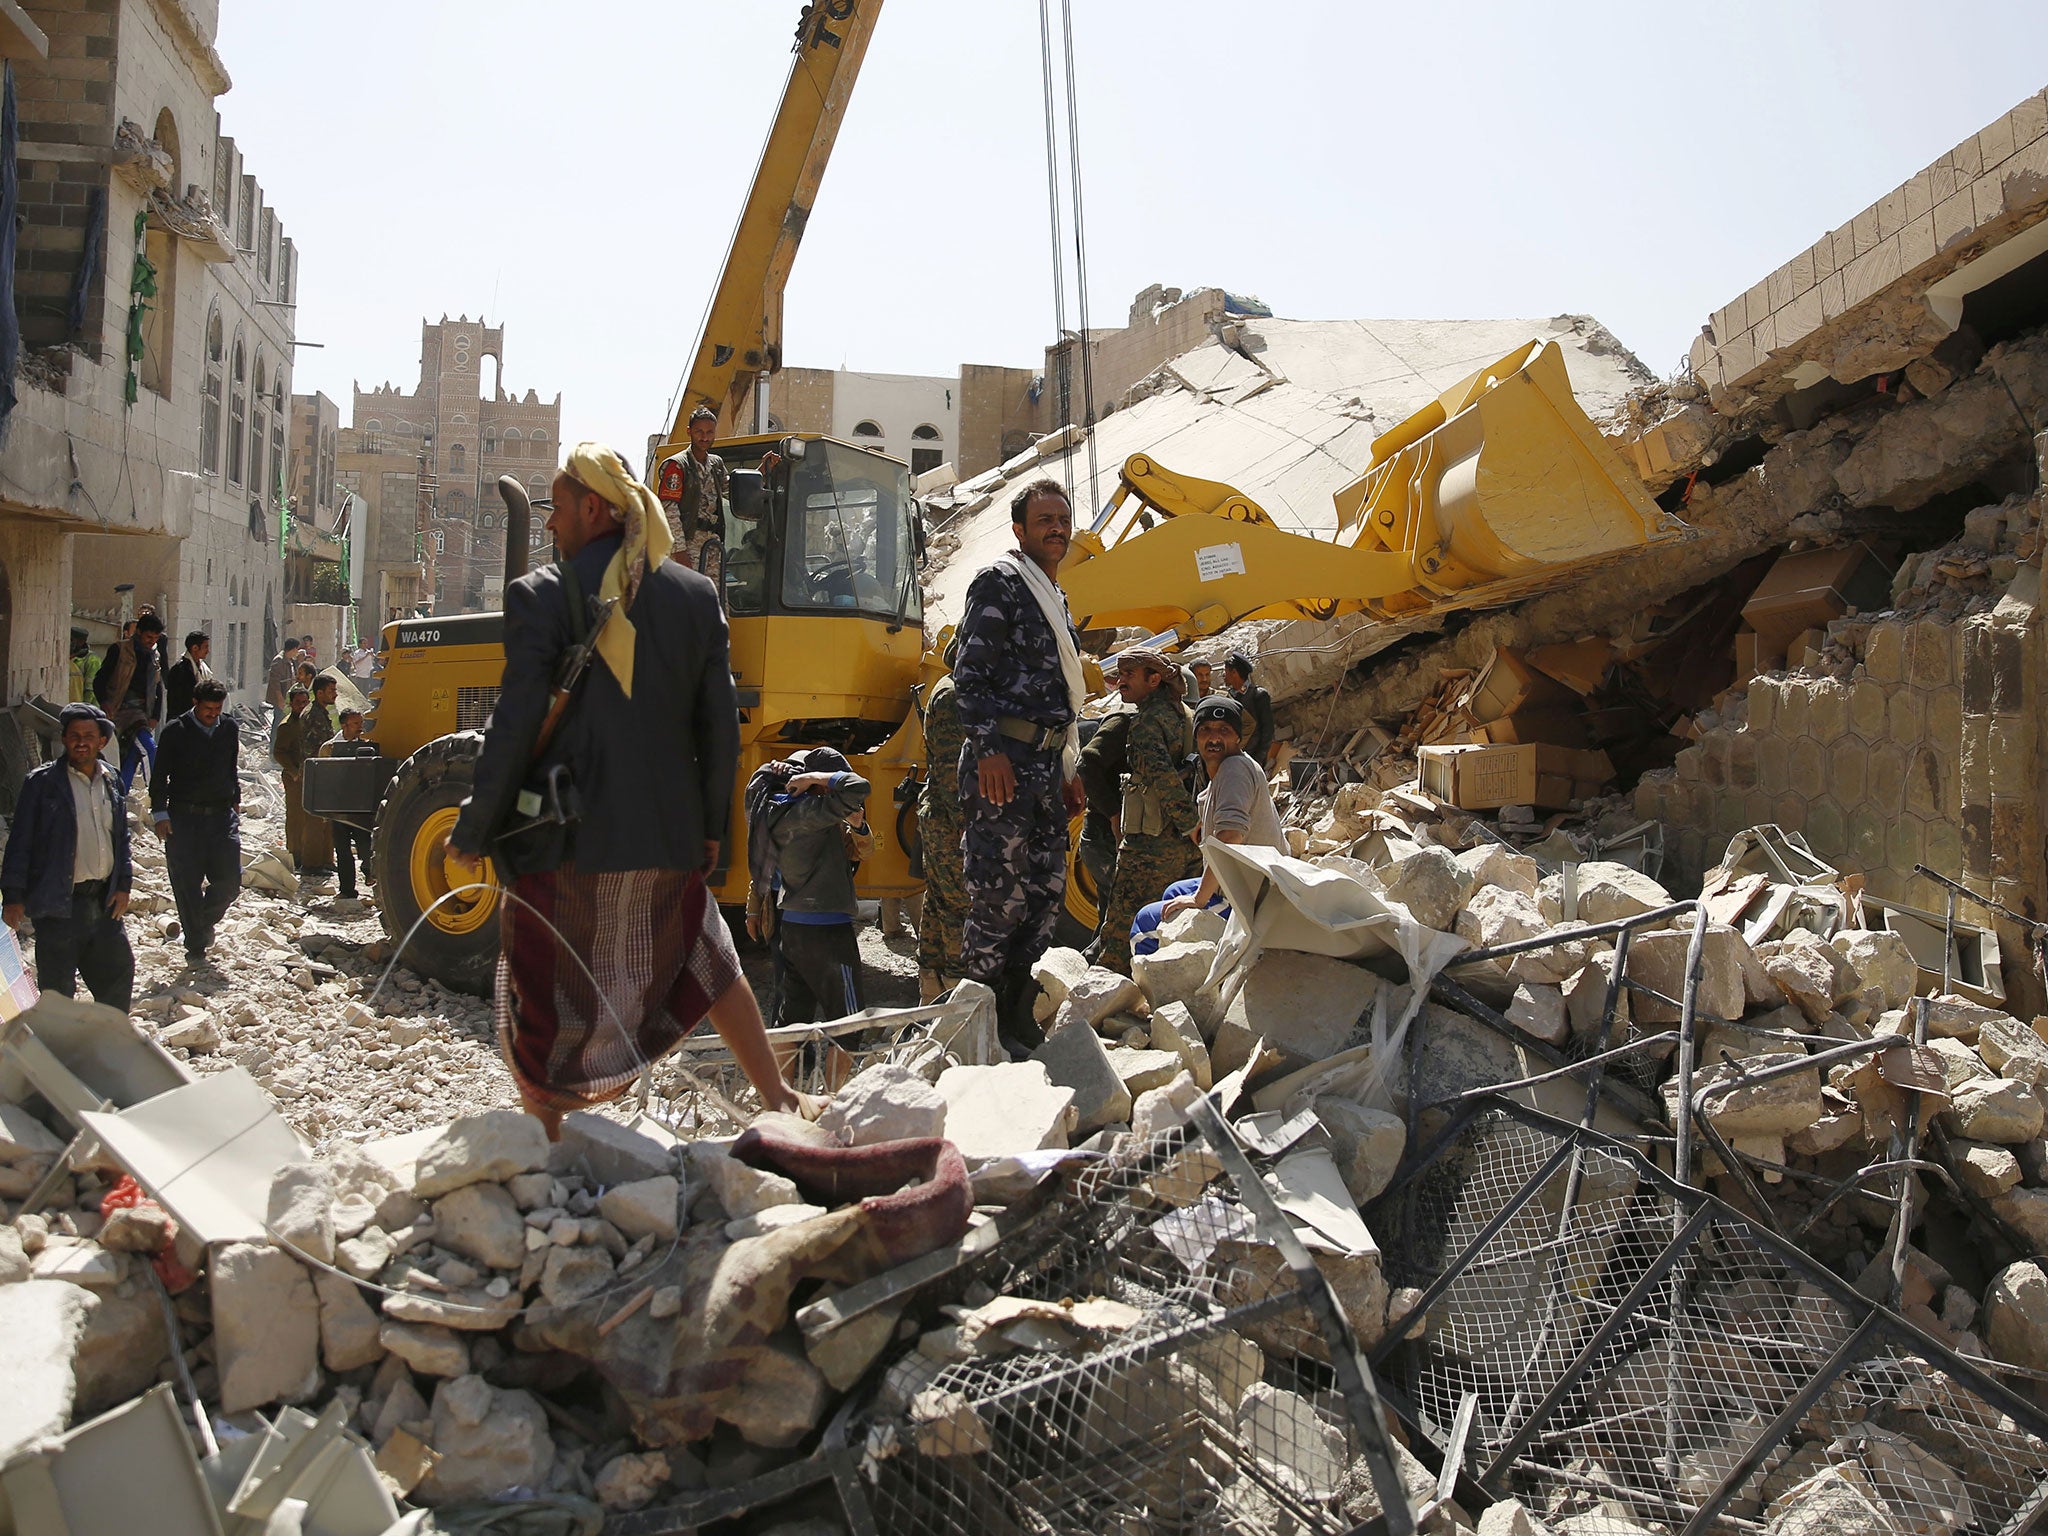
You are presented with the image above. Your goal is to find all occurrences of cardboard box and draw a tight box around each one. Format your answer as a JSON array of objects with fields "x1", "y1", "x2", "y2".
[
  {"x1": 1526, "y1": 638, "x2": 1615, "y2": 696},
  {"x1": 1479, "y1": 707, "x2": 1589, "y2": 748},
  {"x1": 1741, "y1": 543, "x2": 1891, "y2": 656},
  {"x1": 1417, "y1": 743, "x2": 1615, "y2": 811},
  {"x1": 1465, "y1": 647, "x2": 1574, "y2": 724}
]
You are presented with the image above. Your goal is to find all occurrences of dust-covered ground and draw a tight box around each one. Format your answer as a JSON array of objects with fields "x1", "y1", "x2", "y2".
[{"x1": 117, "y1": 714, "x2": 919, "y2": 1154}]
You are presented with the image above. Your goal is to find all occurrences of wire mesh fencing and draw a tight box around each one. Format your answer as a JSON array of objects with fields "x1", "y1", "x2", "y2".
[
  {"x1": 848, "y1": 1096, "x2": 1420, "y2": 1535},
  {"x1": 1372, "y1": 1093, "x2": 2048, "y2": 1534}
]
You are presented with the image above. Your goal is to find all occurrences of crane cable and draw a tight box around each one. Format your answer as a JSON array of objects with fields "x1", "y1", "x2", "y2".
[{"x1": 1037, "y1": 0, "x2": 1099, "y2": 514}]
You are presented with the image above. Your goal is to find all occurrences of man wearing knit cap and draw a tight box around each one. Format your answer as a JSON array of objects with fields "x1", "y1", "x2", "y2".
[
  {"x1": 1096, "y1": 646, "x2": 1199, "y2": 973},
  {"x1": 446, "y1": 443, "x2": 807, "y2": 1138},
  {"x1": 2, "y1": 703, "x2": 133, "y2": 1007}
]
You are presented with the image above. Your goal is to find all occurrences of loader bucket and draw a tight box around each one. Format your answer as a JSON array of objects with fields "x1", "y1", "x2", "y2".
[
  {"x1": 1334, "y1": 339, "x2": 1681, "y2": 619},
  {"x1": 1058, "y1": 339, "x2": 1684, "y2": 643}
]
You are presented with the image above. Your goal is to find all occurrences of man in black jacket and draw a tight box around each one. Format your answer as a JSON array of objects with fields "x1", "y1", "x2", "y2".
[
  {"x1": 151, "y1": 678, "x2": 242, "y2": 967},
  {"x1": 446, "y1": 442, "x2": 801, "y2": 1137},
  {"x1": 95, "y1": 611, "x2": 164, "y2": 795},
  {"x1": 1225, "y1": 652, "x2": 1276, "y2": 769},
  {"x1": 163, "y1": 631, "x2": 212, "y2": 721},
  {"x1": 2, "y1": 704, "x2": 133, "y2": 1006}
]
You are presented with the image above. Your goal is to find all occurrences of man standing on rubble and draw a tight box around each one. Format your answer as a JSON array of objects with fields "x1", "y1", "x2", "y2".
[
  {"x1": 1132, "y1": 695, "x2": 1289, "y2": 955},
  {"x1": 164, "y1": 630, "x2": 212, "y2": 722},
  {"x1": 265, "y1": 638, "x2": 302, "y2": 716},
  {"x1": 1224, "y1": 651, "x2": 1276, "y2": 770},
  {"x1": 1075, "y1": 685, "x2": 1133, "y2": 935},
  {"x1": 1096, "y1": 648, "x2": 1199, "y2": 972},
  {"x1": 151, "y1": 678, "x2": 242, "y2": 967},
  {"x1": 324, "y1": 708, "x2": 374, "y2": 904},
  {"x1": 916, "y1": 633, "x2": 968, "y2": 1003},
  {"x1": 3, "y1": 704, "x2": 133, "y2": 1007},
  {"x1": 952, "y1": 478, "x2": 1086, "y2": 1048},
  {"x1": 95, "y1": 610, "x2": 164, "y2": 796},
  {"x1": 443, "y1": 443, "x2": 807, "y2": 1138}
]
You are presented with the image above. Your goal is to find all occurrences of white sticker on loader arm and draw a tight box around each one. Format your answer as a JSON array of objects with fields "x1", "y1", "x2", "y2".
[{"x1": 1195, "y1": 543, "x2": 1246, "y2": 581}]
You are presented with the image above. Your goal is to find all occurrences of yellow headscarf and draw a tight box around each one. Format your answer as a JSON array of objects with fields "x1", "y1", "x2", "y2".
[{"x1": 562, "y1": 442, "x2": 672, "y2": 697}]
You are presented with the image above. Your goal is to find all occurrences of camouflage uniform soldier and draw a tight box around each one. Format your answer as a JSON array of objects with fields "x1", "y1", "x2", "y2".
[
  {"x1": 1097, "y1": 649, "x2": 1200, "y2": 972},
  {"x1": 953, "y1": 479, "x2": 1084, "y2": 1048},
  {"x1": 916, "y1": 638, "x2": 967, "y2": 1002}
]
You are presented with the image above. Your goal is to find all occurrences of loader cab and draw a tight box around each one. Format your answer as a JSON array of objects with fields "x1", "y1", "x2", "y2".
[{"x1": 716, "y1": 435, "x2": 921, "y2": 629}]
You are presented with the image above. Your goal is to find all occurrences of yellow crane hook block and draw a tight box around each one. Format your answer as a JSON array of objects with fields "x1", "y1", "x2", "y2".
[{"x1": 1060, "y1": 339, "x2": 1688, "y2": 640}]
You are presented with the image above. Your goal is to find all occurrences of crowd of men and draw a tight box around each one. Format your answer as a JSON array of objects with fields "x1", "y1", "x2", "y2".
[{"x1": 9, "y1": 443, "x2": 1288, "y2": 1136}]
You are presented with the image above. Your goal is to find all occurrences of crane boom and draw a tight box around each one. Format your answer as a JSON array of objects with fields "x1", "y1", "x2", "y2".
[{"x1": 664, "y1": 0, "x2": 884, "y2": 446}]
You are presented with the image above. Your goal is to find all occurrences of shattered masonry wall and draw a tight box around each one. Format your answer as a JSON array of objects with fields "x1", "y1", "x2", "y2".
[
  {"x1": 0, "y1": 519, "x2": 75, "y2": 702},
  {"x1": 957, "y1": 363, "x2": 1043, "y2": 477},
  {"x1": 1642, "y1": 578, "x2": 2045, "y2": 929}
]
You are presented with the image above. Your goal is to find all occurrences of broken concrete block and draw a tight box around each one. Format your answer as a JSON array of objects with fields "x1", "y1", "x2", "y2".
[
  {"x1": 1991, "y1": 1188, "x2": 2048, "y2": 1252},
  {"x1": 1185, "y1": 1330, "x2": 1264, "y2": 1405},
  {"x1": 380, "y1": 1319, "x2": 471, "y2": 1376},
  {"x1": 1477, "y1": 1498, "x2": 1555, "y2": 1536},
  {"x1": 1209, "y1": 1015, "x2": 1283, "y2": 1082},
  {"x1": 0, "y1": 1280, "x2": 93, "y2": 1462},
  {"x1": 0, "y1": 1226, "x2": 26, "y2": 1284},
  {"x1": 1627, "y1": 925, "x2": 1750, "y2": 1026},
  {"x1": 161, "y1": 1012, "x2": 221, "y2": 1052},
  {"x1": 1057, "y1": 966, "x2": 1145, "y2": 1031},
  {"x1": 433, "y1": 1181, "x2": 527, "y2": 1270},
  {"x1": 412, "y1": 1112, "x2": 550, "y2": 1197},
  {"x1": 540, "y1": 1244, "x2": 615, "y2": 1307},
  {"x1": 381, "y1": 1285, "x2": 521, "y2": 1332},
  {"x1": 1315, "y1": 1098, "x2": 1406, "y2": 1206},
  {"x1": 934, "y1": 1062, "x2": 1075, "y2": 1159},
  {"x1": 594, "y1": 1449, "x2": 670, "y2": 1512},
  {"x1": 1160, "y1": 905, "x2": 1226, "y2": 946},
  {"x1": 1238, "y1": 1381, "x2": 1347, "y2": 1498},
  {"x1": 0, "y1": 1102, "x2": 62, "y2": 1182},
  {"x1": 373, "y1": 1373, "x2": 431, "y2": 1447},
  {"x1": 1454, "y1": 842, "x2": 1541, "y2": 900},
  {"x1": 1929, "y1": 1036, "x2": 1995, "y2": 1093},
  {"x1": 693, "y1": 1148, "x2": 802, "y2": 1220},
  {"x1": 339, "y1": 1227, "x2": 396, "y2": 1281},
  {"x1": 1029, "y1": 947, "x2": 1090, "y2": 1018},
  {"x1": 1131, "y1": 1070, "x2": 1202, "y2": 1142},
  {"x1": 720, "y1": 1336, "x2": 832, "y2": 1448},
  {"x1": 212, "y1": 1240, "x2": 323, "y2": 1413},
  {"x1": 554, "y1": 1112, "x2": 679, "y2": 1186},
  {"x1": 1976, "y1": 1012, "x2": 2048, "y2": 1086},
  {"x1": 1221, "y1": 950, "x2": 1380, "y2": 1069},
  {"x1": 1953, "y1": 1139, "x2": 2024, "y2": 1197},
  {"x1": 1107, "y1": 1046, "x2": 1182, "y2": 1098},
  {"x1": 1131, "y1": 940, "x2": 1217, "y2": 1013},
  {"x1": 1677, "y1": 1056, "x2": 1823, "y2": 1138},
  {"x1": 1764, "y1": 1466, "x2": 1899, "y2": 1536},
  {"x1": 1831, "y1": 929, "x2": 1918, "y2": 1011},
  {"x1": 1755, "y1": 933, "x2": 1852, "y2": 1022},
  {"x1": 418, "y1": 1377, "x2": 555, "y2": 1504},
  {"x1": 1986, "y1": 1259, "x2": 2048, "y2": 1370},
  {"x1": 97, "y1": 1204, "x2": 169, "y2": 1256},
  {"x1": 818, "y1": 1063, "x2": 947, "y2": 1147},
  {"x1": 1562, "y1": 954, "x2": 1628, "y2": 1043},
  {"x1": 805, "y1": 1300, "x2": 903, "y2": 1393},
  {"x1": 69, "y1": 1285, "x2": 168, "y2": 1416},
  {"x1": 598, "y1": 1176, "x2": 680, "y2": 1244},
  {"x1": 1945, "y1": 1077, "x2": 2045, "y2": 1143},
  {"x1": 1381, "y1": 845, "x2": 1475, "y2": 932},
  {"x1": 1505, "y1": 982, "x2": 1568, "y2": 1046},
  {"x1": 314, "y1": 1268, "x2": 387, "y2": 1371},
  {"x1": 266, "y1": 1160, "x2": 337, "y2": 1265},
  {"x1": 1149, "y1": 1000, "x2": 1212, "y2": 1089},
  {"x1": 1457, "y1": 885, "x2": 1579, "y2": 984},
  {"x1": 1034, "y1": 1020, "x2": 1132, "y2": 1135},
  {"x1": 1571, "y1": 861, "x2": 1674, "y2": 924}
]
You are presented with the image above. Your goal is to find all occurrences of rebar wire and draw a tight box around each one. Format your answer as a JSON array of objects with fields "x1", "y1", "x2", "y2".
[{"x1": 1058, "y1": 0, "x2": 1101, "y2": 515}]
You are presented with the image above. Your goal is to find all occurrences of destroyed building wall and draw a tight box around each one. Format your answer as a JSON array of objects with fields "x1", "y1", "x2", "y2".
[{"x1": 957, "y1": 361, "x2": 1043, "y2": 476}]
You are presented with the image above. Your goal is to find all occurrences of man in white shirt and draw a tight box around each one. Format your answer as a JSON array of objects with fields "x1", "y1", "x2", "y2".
[
  {"x1": 0, "y1": 704, "x2": 134, "y2": 1007},
  {"x1": 1129, "y1": 695, "x2": 1288, "y2": 958}
]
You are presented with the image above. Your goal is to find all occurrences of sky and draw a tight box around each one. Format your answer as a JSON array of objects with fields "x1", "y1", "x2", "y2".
[{"x1": 215, "y1": 1, "x2": 2048, "y2": 456}]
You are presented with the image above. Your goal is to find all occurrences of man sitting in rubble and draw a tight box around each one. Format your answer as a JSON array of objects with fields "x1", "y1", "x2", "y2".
[
  {"x1": 1131, "y1": 694, "x2": 1289, "y2": 956},
  {"x1": 745, "y1": 747, "x2": 873, "y2": 1025}
]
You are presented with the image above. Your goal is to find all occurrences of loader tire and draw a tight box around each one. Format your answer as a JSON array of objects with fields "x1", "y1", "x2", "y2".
[{"x1": 375, "y1": 732, "x2": 499, "y2": 995}]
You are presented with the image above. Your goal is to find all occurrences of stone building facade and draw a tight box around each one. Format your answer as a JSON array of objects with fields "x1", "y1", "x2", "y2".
[
  {"x1": 0, "y1": 0, "x2": 298, "y2": 710},
  {"x1": 342, "y1": 318, "x2": 559, "y2": 616}
]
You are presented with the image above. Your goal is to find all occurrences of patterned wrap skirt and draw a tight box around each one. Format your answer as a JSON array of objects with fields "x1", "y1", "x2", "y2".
[{"x1": 494, "y1": 863, "x2": 743, "y2": 1114}]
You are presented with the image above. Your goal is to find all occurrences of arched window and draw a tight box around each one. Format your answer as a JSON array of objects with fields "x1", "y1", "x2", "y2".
[
  {"x1": 152, "y1": 109, "x2": 180, "y2": 192},
  {"x1": 270, "y1": 373, "x2": 286, "y2": 505},
  {"x1": 448, "y1": 443, "x2": 466, "y2": 476},
  {"x1": 482, "y1": 428, "x2": 496, "y2": 454},
  {"x1": 200, "y1": 307, "x2": 223, "y2": 472},
  {"x1": 479, "y1": 513, "x2": 494, "y2": 531},
  {"x1": 250, "y1": 355, "x2": 269, "y2": 497},
  {"x1": 227, "y1": 334, "x2": 247, "y2": 486},
  {"x1": 503, "y1": 427, "x2": 521, "y2": 442},
  {"x1": 365, "y1": 418, "x2": 381, "y2": 432},
  {"x1": 433, "y1": 531, "x2": 446, "y2": 554},
  {"x1": 911, "y1": 423, "x2": 942, "y2": 441},
  {"x1": 852, "y1": 420, "x2": 882, "y2": 438}
]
